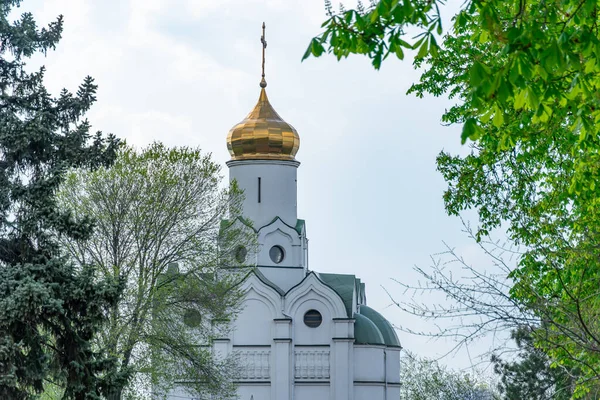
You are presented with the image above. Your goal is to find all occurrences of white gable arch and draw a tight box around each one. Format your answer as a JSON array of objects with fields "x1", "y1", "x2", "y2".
[
  {"x1": 256, "y1": 218, "x2": 302, "y2": 269},
  {"x1": 284, "y1": 273, "x2": 347, "y2": 319},
  {"x1": 257, "y1": 217, "x2": 301, "y2": 245},
  {"x1": 219, "y1": 217, "x2": 258, "y2": 266},
  {"x1": 238, "y1": 272, "x2": 283, "y2": 317},
  {"x1": 283, "y1": 273, "x2": 348, "y2": 345},
  {"x1": 232, "y1": 272, "x2": 284, "y2": 346}
]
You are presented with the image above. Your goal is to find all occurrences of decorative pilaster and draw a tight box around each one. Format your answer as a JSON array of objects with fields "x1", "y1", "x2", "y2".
[
  {"x1": 212, "y1": 319, "x2": 231, "y2": 360},
  {"x1": 272, "y1": 318, "x2": 292, "y2": 400},
  {"x1": 331, "y1": 318, "x2": 355, "y2": 400}
]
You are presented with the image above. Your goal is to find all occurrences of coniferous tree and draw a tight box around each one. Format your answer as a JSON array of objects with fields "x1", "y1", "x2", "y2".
[
  {"x1": 492, "y1": 327, "x2": 578, "y2": 400},
  {"x1": 0, "y1": 1, "x2": 123, "y2": 398}
]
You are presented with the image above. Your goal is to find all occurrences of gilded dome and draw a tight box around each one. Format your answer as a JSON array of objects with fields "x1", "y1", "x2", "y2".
[{"x1": 227, "y1": 88, "x2": 300, "y2": 161}]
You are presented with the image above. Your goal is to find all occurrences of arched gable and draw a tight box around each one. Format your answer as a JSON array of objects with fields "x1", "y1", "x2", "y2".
[
  {"x1": 238, "y1": 271, "x2": 284, "y2": 317},
  {"x1": 219, "y1": 217, "x2": 258, "y2": 266},
  {"x1": 283, "y1": 272, "x2": 348, "y2": 345},
  {"x1": 257, "y1": 217, "x2": 302, "y2": 246},
  {"x1": 256, "y1": 217, "x2": 303, "y2": 268},
  {"x1": 284, "y1": 272, "x2": 348, "y2": 319},
  {"x1": 232, "y1": 271, "x2": 284, "y2": 346}
]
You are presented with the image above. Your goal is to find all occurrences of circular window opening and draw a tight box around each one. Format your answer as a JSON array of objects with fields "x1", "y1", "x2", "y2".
[
  {"x1": 235, "y1": 246, "x2": 247, "y2": 263},
  {"x1": 303, "y1": 309, "x2": 322, "y2": 328},
  {"x1": 183, "y1": 309, "x2": 202, "y2": 328},
  {"x1": 269, "y1": 245, "x2": 285, "y2": 264}
]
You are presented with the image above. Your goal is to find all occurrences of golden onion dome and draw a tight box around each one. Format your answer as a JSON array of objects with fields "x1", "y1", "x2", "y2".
[{"x1": 226, "y1": 88, "x2": 300, "y2": 161}]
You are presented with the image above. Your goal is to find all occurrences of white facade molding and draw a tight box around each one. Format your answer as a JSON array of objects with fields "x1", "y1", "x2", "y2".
[
  {"x1": 235, "y1": 348, "x2": 271, "y2": 380},
  {"x1": 294, "y1": 348, "x2": 331, "y2": 380}
]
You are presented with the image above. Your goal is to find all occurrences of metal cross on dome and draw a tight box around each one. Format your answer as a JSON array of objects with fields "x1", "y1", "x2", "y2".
[{"x1": 260, "y1": 22, "x2": 267, "y2": 88}]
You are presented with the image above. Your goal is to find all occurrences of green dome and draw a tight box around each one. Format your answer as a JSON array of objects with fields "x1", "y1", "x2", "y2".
[
  {"x1": 354, "y1": 313, "x2": 385, "y2": 345},
  {"x1": 359, "y1": 305, "x2": 401, "y2": 347}
]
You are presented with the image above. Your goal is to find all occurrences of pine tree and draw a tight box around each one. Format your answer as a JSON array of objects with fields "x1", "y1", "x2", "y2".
[
  {"x1": 492, "y1": 327, "x2": 577, "y2": 400},
  {"x1": 0, "y1": 1, "x2": 124, "y2": 398}
]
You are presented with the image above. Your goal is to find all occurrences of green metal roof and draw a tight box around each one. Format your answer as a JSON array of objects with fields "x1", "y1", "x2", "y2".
[
  {"x1": 359, "y1": 305, "x2": 401, "y2": 347},
  {"x1": 221, "y1": 217, "x2": 305, "y2": 235},
  {"x1": 354, "y1": 313, "x2": 385, "y2": 345},
  {"x1": 318, "y1": 273, "x2": 356, "y2": 317},
  {"x1": 220, "y1": 216, "x2": 254, "y2": 232},
  {"x1": 295, "y1": 219, "x2": 305, "y2": 235},
  {"x1": 253, "y1": 268, "x2": 285, "y2": 295},
  {"x1": 316, "y1": 273, "x2": 400, "y2": 347}
]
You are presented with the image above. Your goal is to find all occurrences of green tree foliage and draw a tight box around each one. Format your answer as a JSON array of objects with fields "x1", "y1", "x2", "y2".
[
  {"x1": 401, "y1": 351, "x2": 499, "y2": 400},
  {"x1": 307, "y1": 1, "x2": 600, "y2": 397},
  {"x1": 306, "y1": 0, "x2": 600, "y2": 146},
  {"x1": 57, "y1": 143, "x2": 250, "y2": 400},
  {"x1": 492, "y1": 327, "x2": 577, "y2": 400},
  {"x1": 0, "y1": 0, "x2": 123, "y2": 398}
]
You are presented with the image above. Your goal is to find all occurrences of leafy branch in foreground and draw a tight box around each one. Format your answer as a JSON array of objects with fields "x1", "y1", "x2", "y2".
[{"x1": 308, "y1": 2, "x2": 600, "y2": 396}]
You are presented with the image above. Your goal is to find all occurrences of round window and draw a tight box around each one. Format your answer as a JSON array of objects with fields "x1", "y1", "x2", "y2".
[
  {"x1": 303, "y1": 309, "x2": 322, "y2": 328},
  {"x1": 183, "y1": 309, "x2": 202, "y2": 328},
  {"x1": 269, "y1": 245, "x2": 285, "y2": 264},
  {"x1": 235, "y1": 246, "x2": 247, "y2": 263}
]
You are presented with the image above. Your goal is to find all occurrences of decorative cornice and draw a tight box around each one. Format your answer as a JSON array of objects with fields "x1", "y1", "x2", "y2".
[{"x1": 226, "y1": 159, "x2": 300, "y2": 168}]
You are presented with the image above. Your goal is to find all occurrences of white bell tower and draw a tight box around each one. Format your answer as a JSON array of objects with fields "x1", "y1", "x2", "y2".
[{"x1": 225, "y1": 23, "x2": 307, "y2": 291}]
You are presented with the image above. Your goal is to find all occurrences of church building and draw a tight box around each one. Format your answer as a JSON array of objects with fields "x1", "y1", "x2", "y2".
[{"x1": 168, "y1": 25, "x2": 401, "y2": 400}]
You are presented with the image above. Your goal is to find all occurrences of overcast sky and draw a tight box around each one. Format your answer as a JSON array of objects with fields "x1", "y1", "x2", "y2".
[{"x1": 19, "y1": 0, "x2": 503, "y2": 371}]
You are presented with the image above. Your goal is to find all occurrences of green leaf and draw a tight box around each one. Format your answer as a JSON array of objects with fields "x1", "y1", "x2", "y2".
[
  {"x1": 416, "y1": 37, "x2": 429, "y2": 59},
  {"x1": 301, "y1": 43, "x2": 313, "y2": 61},
  {"x1": 310, "y1": 38, "x2": 325, "y2": 57},
  {"x1": 461, "y1": 118, "x2": 482, "y2": 144},
  {"x1": 470, "y1": 61, "x2": 489, "y2": 87},
  {"x1": 526, "y1": 86, "x2": 540, "y2": 109},
  {"x1": 429, "y1": 35, "x2": 439, "y2": 57},
  {"x1": 492, "y1": 108, "x2": 504, "y2": 128},
  {"x1": 514, "y1": 89, "x2": 527, "y2": 110}
]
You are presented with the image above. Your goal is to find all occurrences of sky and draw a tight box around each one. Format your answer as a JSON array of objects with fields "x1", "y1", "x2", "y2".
[{"x1": 19, "y1": 0, "x2": 504, "y2": 372}]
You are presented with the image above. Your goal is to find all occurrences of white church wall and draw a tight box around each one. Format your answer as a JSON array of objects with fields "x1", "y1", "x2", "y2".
[
  {"x1": 386, "y1": 385, "x2": 401, "y2": 399},
  {"x1": 259, "y1": 267, "x2": 305, "y2": 293},
  {"x1": 167, "y1": 385, "x2": 209, "y2": 400},
  {"x1": 353, "y1": 345, "x2": 385, "y2": 382},
  {"x1": 385, "y1": 348, "x2": 401, "y2": 384},
  {"x1": 232, "y1": 297, "x2": 274, "y2": 345},
  {"x1": 294, "y1": 383, "x2": 330, "y2": 400},
  {"x1": 354, "y1": 384, "x2": 385, "y2": 400},
  {"x1": 227, "y1": 160, "x2": 299, "y2": 228},
  {"x1": 238, "y1": 384, "x2": 271, "y2": 400}
]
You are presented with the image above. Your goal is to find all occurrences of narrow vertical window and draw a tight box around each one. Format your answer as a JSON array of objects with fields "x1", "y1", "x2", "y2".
[{"x1": 258, "y1": 177, "x2": 261, "y2": 203}]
